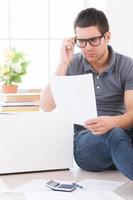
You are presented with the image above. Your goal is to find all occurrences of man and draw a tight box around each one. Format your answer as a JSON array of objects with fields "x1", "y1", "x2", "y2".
[{"x1": 41, "y1": 8, "x2": 133, "y2": 180}]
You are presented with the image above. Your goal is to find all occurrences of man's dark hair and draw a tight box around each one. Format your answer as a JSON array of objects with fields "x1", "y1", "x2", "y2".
[{"x1": 73, "y1": 8, "x2": 109, "y2": 34}]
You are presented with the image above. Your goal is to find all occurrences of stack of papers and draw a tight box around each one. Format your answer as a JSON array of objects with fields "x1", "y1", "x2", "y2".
[
  {"x1": 0, "y1": 177, "x2": 125, "y2": 200},
  {"x1": 13, "y1": 178, "x2": 125, "y2": 200}
]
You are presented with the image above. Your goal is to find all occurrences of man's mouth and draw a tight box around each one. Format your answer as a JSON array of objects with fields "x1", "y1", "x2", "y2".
[{"x1": 84, "y1": 53, "x2": 95, "y2": 57}]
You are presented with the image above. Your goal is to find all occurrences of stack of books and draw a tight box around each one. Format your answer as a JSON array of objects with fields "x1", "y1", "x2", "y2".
[{"x1": 0, "y1": 92, "x2": 40, "y2": 112}]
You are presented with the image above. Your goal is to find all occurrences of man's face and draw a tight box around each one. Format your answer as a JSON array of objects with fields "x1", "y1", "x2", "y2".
[{"x1": 75, "y1": 26, "x2": 110, "y2": 64}]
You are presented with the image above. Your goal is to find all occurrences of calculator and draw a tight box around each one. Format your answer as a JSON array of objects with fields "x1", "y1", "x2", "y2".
[{"x1": 46, "y1": 180, "x2": 77, "y2": 192}]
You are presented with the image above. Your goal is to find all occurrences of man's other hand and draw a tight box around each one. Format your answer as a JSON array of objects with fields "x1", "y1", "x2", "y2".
[{"x1": 85, "y1": 116, "x2": 118, "y2": 135}]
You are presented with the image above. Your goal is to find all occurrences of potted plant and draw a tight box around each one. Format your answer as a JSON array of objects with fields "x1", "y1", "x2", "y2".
[{"x1": 0, "y1": 48, "x2": 29, "y2": 93}]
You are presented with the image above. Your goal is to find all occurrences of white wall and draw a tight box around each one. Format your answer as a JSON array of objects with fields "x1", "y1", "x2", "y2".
[{"x1": 107, "y1": 0, "x2": 133, "y2": 57}]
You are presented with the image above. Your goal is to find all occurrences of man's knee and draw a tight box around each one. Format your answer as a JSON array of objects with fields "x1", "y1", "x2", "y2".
[
  {"x1": 74, "y1": 131, "x2": 113, "y2": 171},
  {"x1": 74, "y1": 131, "x2": 100, "y2": 171},
  {"x1": 74, "y1": 148, "x2": 113, "y2": 172}
]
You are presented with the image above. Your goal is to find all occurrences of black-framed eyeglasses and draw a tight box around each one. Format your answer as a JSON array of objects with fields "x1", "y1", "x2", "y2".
[{"x1": 74, "y1": 32, "x2": 106, "y2": 48}]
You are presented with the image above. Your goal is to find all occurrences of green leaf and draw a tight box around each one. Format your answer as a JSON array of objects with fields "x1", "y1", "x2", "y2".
[{"x1": 11, "y1": 76, "x2": 22, "y2": 83}]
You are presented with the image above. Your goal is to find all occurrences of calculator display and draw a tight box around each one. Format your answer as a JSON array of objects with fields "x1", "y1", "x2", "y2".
[{"x1": 48, "y1": 180, "x2": 60, "y2": 187}]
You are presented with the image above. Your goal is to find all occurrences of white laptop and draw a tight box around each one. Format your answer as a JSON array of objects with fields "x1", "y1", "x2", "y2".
[{"x1": 0, "y1": 112, "x2": 73, "y2": 174}]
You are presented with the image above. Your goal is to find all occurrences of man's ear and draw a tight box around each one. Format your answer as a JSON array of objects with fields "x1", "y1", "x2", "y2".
[{"x1": 105, "y1": 31, "x2": 111, "y2": 43}]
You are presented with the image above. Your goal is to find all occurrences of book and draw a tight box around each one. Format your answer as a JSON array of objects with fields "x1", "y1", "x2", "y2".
[
  {"x1": 0, "y1": 105, "x2": 40, "y2": 112},
  {"x1": 0, "y1": 92, "x2": 40, "y2": 102},
  {"x1": 0, "y1": 101, "x2": 40, "y2": 107}
]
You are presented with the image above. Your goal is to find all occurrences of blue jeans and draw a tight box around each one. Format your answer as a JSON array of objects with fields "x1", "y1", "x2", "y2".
[{"x1": 74, "y1": 127, "x2": 133, "y2": 180}]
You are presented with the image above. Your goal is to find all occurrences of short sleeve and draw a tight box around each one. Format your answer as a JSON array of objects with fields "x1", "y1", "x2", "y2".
[{"x1": 124, "y1": 64, "x2": 133, "y2": 90}]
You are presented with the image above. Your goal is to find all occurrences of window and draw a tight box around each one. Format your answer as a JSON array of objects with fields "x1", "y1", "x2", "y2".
[{"x1": 0, "y1": 0, "x2": 85, "y2": 89}]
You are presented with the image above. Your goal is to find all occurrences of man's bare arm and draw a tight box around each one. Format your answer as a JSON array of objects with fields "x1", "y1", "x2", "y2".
[
  {"x1": 40, "y1": 84, "x2": 56, "y2": 111},
  {"x1": 40, "y1": 63, "x2": 69, "y2": 111},
  {"x1": 115, "y1": 90, "x2": 133, "y2": 129},
  {"x1": 40, "y1": 38, "x2": 75, "y2": 111}
]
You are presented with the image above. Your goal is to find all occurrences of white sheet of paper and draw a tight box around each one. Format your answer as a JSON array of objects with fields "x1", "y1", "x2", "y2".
[
  {"x1": 0, "y1": 178, "x2": 10, "y2": 193},
  {"x1": 50, "y1": 74, "x2": 97, "y2": 125},
  {"x1": 77, "y1": 178, "x2": 125, "y2": 192},
  {"x1": 0, "y1": 193, "x2": 26, "y2": 200},
  {"x1": 13, "y1": 179, "x2": 50, "y2": 193},
  {"x1": 24, "y1": 191, "x2": 124, "y2": 200}
]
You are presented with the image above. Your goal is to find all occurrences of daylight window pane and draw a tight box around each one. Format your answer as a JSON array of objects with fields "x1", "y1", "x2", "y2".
[
  {"x1": 50, "y1": 40, "x2": 62, "y2": 76},
  {"x1": 50, "y1": 0, "x2": 84, "y2": 38},
  {"x1": 0, "y1": 41, "x2": 11, "y2": 66},
  {"x1": 11, "y1": 41, "x2": 48, "y2": 89},
  {"x1": 0, "y1": 41, "x2": 11, "y2": 89},
  {"x1": 0, "y1": 0, "x2": 8, "y2": 38},
  {"x1": 11, "y1": 0, "x2": 48, "y2": 39}
]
